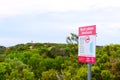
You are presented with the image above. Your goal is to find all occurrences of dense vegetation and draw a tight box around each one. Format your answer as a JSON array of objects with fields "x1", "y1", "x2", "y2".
[{"x1": 0, "y1": 43, "x2": 120, "y2": 80}]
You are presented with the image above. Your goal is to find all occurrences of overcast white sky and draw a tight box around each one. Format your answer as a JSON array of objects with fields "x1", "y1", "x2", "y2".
[{"x1": 0, "y1": 0, "x2": 120, "y2": 46}]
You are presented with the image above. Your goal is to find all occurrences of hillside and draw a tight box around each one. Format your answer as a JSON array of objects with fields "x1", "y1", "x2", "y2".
[{"x1": 0, "y1": 43, "x2": 120, "y2": 80}]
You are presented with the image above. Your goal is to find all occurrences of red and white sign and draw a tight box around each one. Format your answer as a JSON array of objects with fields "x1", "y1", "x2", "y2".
[{"x1": 78, "y1": 25, "x2": 96, "y2": 64}]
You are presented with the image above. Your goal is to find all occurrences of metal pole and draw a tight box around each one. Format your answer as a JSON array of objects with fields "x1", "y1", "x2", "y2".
[{"x1": 88, "y1": 63, "x2": 91, "y2": 80}]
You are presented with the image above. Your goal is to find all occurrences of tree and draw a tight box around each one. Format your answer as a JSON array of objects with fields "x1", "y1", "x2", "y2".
[{"x1": 66, "y1": 33, "x2": 78, "y2": 44}]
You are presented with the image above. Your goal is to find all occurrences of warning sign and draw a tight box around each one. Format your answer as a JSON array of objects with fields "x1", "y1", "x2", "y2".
[{"x1": 78, "y1": 25, "x2": 96, "y2": 64}]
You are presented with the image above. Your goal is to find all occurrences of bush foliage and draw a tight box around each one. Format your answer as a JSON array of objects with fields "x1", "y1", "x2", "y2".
[{"x1": 0, "y1": 43, "x2": 120, "y2": 80}]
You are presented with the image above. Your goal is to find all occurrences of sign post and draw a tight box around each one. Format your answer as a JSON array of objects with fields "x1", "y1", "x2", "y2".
[
  {"x1": 78, "y1": 25, "x2": 96, "y2": 80},
  {"x1": 88, "y1": 63, "x2": 91, "y2": 80}
]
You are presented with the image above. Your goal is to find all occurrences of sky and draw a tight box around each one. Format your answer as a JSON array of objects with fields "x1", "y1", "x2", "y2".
[{"x1": 0, "y1": 0, "x2": 120, "y2": 47}]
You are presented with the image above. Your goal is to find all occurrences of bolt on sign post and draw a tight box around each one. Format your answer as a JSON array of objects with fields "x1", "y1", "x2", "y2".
[{"x1": 78, "y1": 25, "x2": 96, "y2": 80}]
